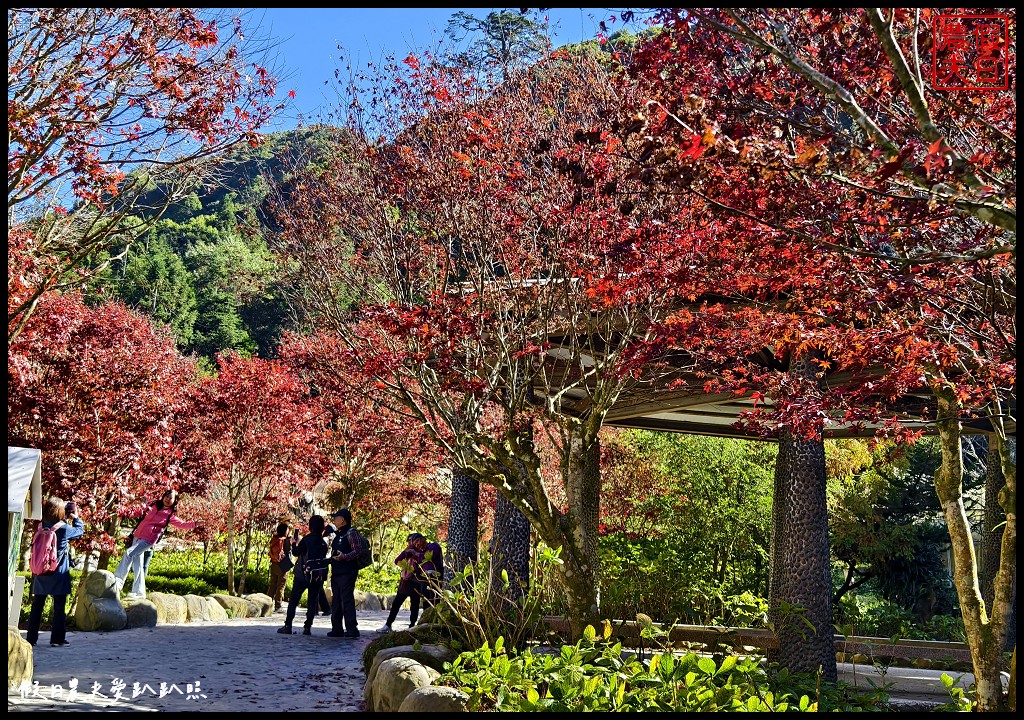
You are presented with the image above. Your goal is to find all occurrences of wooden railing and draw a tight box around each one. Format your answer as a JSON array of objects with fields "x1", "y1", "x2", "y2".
[{"x1": 542, "y1": 617, "x2": 972, "y2": 664}]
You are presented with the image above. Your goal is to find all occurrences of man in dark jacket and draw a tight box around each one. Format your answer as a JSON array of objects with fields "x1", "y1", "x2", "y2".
[{"x1": 326, "y1": 508, "x2": 361, "y2": 638}]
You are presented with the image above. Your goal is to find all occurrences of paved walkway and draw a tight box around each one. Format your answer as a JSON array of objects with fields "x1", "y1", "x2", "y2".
[{"x1": 9, "y1": 609, "x2": 404, "y2": 713}]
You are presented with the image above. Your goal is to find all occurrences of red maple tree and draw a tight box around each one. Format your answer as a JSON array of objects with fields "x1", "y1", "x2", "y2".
[
  {"x1": 189, "y1": 351, "x2": 328, "y2": 594},
  {"x1": 8, "y1": 8, "x2": 285, "y2": 342},
  {"x1": 268, "y1": 47, "x2": 697, "y2": 633},
  {"x1": 7, "y1": 293, "x2": 202, "y2": 565},
  {"x1": 277, "y1": 330, "x2": 446, "y2": 547},
  {"x1": 598, "y1": 8, "x2": 1015, "y2": 704}
]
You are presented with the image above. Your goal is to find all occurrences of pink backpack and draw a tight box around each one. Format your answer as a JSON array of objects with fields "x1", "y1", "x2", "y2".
[{"x1": 29, "y1": 521, "x2": 64, "y2": 575}]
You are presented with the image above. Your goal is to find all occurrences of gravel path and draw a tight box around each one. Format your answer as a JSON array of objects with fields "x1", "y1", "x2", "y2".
[{"x1": 9, "y1": 609, "x2": 404, "y2": 712}]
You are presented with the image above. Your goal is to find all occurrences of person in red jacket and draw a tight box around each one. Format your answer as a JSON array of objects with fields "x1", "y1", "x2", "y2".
[
  {"x1": 268, "y1": 522, "x2": 292, "y2": 612},
  {"x1": 114, "y1": 489, "x2": 196, "y2": 599}
]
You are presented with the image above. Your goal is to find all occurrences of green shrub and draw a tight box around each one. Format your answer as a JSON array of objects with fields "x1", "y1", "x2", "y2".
[
  {"x1": 596, "y1": 534, "x2": 772, "y2": 627},
  {"x1": 143, "y1": 547, "x2": 397, "y2": 597},
  {"x1": 437, "y1": 620, "x2": 889, "y2": 712},
  {"x1": 922, "y1": 614, "x2": 967, "y2": 644},
  {"x1": 430, "y1": 545, "x2": 561, "y2": 653},
  {"x1": 837, "y1": 593, "x2": 965, "y2": 642},
  {"x1": 597, "y1": 534, "x2": 720, "y2": 625},
  {"x1": 355, "y1": 561, "x2": 402, "y2": 595},
  {"x1": 144, "y1": 575, "x2": 217, "y2": 596},
  {"x1": 142, "y1": 549, "x2": 272, "y2": 595}
]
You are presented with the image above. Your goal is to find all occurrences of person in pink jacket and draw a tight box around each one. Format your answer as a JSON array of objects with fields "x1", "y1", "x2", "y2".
[{"x1": 114, "y1": 489, "x2": 196, "y2": 598}]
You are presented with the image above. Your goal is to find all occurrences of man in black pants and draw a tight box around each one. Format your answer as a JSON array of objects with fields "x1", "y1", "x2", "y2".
[{"x1": 326, "y1": 508, "x2": 360, "y2": 638}]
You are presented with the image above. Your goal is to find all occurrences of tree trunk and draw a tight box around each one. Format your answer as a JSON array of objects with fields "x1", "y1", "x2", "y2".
[
  {"x1": 766, "y1": 355, "x2": 836, "y2": 683},
  {"x1": 981, "y1": 436, "x2": 1000, "y2": 605},
  {"x1": 933, "y1": 389, "x2": 1012, "y2": 712},
  {"x1": 1009, "y1": 645, "x2": 1017, "y2": 713},
  {"x1": 982, "y1": 436, "x2": 1016, "y2": 653},
  {"x1": 238, "y1": 522, "x2": 254, "y2": 595},
  {"x1": 226, "y1": 472, "x2": 238, "y2": 596},
  {"x1": 446, "y1": 465, "x2": 479, "y2": 583},
  {"x1": 553, "y1": 431, "x2": 602, "y2": 636},
  {"x1": 97, "y1": 515, "x2": 120, "y2": 571}
]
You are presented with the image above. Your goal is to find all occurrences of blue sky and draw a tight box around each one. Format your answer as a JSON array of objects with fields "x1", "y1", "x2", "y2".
[{"x1": 249, "y1": 8, "x2": 641, "y2": 131}]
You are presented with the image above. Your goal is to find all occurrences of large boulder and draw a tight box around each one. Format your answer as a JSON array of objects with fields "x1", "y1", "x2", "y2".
[
  {"x1": 75, "y1": 570, "x2": 127, "y2": 631},
  {"x1": 372, "y1": 656, "x2": 440, "y2": 713},
  {"x1": 8, "y1": 626, "x2": 32, "y2": 690},
  {"x1": 244, "y1": 593, "x2": 274, "y2": 617},
  {"x1": 123, "y1": 598, "x2": 158, "y2": 628},
  {"x1": 83, "y1": 569, "x2": 119, "y2": 599},
  {"x1": 205, "y1": 596, "x2": 229, "y2": 622},
  {"x1": 355, "y1": 589, "x2": 385, "y2": 611},
  {"x1": 148, "y1": 592, "x2": 188, "y2": 624},
  {"x1": 184, "y1": 594, "x2": 211, "y2": 622},
  {"x1": 398, "y1": 685, "x2": 469, "y2": 712},
  {"x1": 381, "y1": 593, "x2": 411, "y2": 611},
  {"x1": 212, "y1": 594, "x2": 251, "y2": 618},
  {"x1": 364, "y1": 644, "x2": 455, "y2": 710}
]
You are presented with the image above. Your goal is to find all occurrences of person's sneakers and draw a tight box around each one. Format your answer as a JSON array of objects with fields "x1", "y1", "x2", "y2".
[
  {"x1": 302, "y1": 627, "x2": 312, "y2": 635},
  {"x1": 320, "y1": 610, "x2": 332, "y2": 617},
  {"x1": 50, "y1": 640, "x2": 70, "y2": 647},
  {"x1": 326, "y1": 630, "x2": 346, "y2": 637},
  {"x1": 277, "y1": 625, "x2": 293, "y2": 635},
  {"x1": 377, "y1": 624, "x2": 392, "y2": 633}
]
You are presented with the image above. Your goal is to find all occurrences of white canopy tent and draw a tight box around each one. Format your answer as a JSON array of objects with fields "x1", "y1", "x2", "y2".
[
  {"x1": 8, "y1": 446, "x2": 42, "y2": 626},
  {"x1": 8, "y1": 446, "x2": 42, "y2": 519}
]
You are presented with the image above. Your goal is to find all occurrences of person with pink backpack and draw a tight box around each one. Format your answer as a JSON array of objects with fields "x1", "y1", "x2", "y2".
[{"x1": 25, "y1": 497, "x2": 85, "y2": 647}]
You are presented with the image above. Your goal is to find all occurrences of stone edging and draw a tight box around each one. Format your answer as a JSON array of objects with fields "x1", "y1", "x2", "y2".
[{"x1": 362, "y1": 642, "x2": 469, "y2": 712}]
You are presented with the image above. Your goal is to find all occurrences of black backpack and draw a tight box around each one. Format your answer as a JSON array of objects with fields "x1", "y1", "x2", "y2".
[{"x1": 303, "y1": 557, "x2": 330, "y2": 583}]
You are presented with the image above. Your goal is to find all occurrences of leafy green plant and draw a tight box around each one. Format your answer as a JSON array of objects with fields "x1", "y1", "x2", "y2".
[
  {"x1": 718, "y1": 592, "x2": 770, "y2": 628},
  {"x1": 437, "y1": 621, "x2": 889, "y2": 711},
  {"x1": 768, "y1": 599, "x2": 817, "y2": 641},
  {"x1": 935, "y1": 672, "x2": 975, "y2": 712},
  {"x1": 354, "y1": 561, "x2": 402, "y2": 595},
  {"x1": 835, "y1": 591, "x2": 966, "y2": 643},
  {"x1": 428, "y1": 545, "x2": 562, "y2": 652}
]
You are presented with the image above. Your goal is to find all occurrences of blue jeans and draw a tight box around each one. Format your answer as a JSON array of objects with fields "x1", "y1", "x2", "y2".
[{"x1": 114, "y1": 538, "x2": 154, "y2": 597}]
